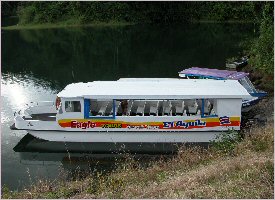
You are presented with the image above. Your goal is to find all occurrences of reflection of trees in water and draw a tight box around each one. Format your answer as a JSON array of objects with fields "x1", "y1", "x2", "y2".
[{"x1": 2, "y1": 23, "x2": 255, "y2": 90}]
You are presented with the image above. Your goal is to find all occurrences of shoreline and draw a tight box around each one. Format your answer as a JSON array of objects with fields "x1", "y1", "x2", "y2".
[
  {"x1": 1, "y1": 19, "x2": 256, "y2": 30},
  {"x1": 1, "y1": 21, "x2": 135, "y2": 30}
]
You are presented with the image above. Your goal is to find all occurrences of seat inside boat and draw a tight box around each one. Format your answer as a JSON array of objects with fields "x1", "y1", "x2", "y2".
[
  {"x1": 90, "y1": 100, "x2": 112, "y2": 116},
  {"x1": 187, "y1": 99, "x2": 199, "y2": 115}
]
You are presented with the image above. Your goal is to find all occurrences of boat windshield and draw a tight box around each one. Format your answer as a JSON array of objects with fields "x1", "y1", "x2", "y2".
[{"x1": 238, "y1": 76, "x2": 257, "y2": 93}]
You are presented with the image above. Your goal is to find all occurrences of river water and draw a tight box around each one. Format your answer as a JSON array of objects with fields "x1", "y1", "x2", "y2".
[{"x1": 1, "y1": 22, "x2": 256, "y2": 191}]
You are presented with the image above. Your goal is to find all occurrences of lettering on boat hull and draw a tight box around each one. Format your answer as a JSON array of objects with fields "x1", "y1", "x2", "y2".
[
  {"x1": 102, "y1": 123, "x2": 122, "y2": 128},
  {"x1": 163, "y1": 119, "x2": 206, "y2": 129},
  {"x1": 71, "y1": 120, "x2": 96, "y2": 129},
  {"x1": 58, "y1": 116, "x2": 240, "y2": 130}
]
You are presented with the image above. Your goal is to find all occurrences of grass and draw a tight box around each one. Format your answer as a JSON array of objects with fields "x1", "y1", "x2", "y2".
[{"x1": 2, "y1": 121, "x2": 273, "y2": 199}]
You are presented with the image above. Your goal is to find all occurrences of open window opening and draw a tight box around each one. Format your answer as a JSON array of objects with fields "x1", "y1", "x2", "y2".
[
  {"x1": 199, "y1": 99, "x2": 218, "y2": 117},
  {"x1": 65, "y1": 101, "x2": 81, "y2": 112},
  {"x1": 84, "y1": 99, "x2": 218, "y2": 118}
]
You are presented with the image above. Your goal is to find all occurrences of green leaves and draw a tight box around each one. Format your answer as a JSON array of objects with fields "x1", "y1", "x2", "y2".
[
  {"x1": 210, "y1": 129, "x2": 242, "y2": 155},
  {"x1": 249, "y1": 2, "x2": 274, "y2": 75},
  {"x1": 14, "y1": 2, "x2": 270, "y2": 26}
]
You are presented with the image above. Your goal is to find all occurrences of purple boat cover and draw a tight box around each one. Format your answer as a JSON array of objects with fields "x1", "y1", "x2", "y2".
[{"x1": 179, "y1": 67, "x2": 249, "y2": 80}]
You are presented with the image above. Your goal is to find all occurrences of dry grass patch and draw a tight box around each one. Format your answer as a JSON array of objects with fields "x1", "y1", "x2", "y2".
[{"x1": 128, "y1": 152, "x2": 273, "y2": 199}]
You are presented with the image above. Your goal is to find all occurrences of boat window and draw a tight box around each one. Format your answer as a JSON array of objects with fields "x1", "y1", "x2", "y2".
[
  {"x1": 85, "y1": 99, "x2": 115, "y2": 118},
  {"x1": 88, "y1": 99, "x2": 136, "y2": 117},
  {"x1": 199, "y1": 99, "x2": 217, "y2": 118},
  {"x1": 65, "y1": 101, "x2": 81, "y2": 112},
  {"x1": 238, "y1": 77, "x2": 256, "y2": 93},
  {"x1": 244, "y1": 76, "x2": 257, "y2": 92},
  {"x1": 84, "y1": 99, "x2": 218, "y2": 117}
]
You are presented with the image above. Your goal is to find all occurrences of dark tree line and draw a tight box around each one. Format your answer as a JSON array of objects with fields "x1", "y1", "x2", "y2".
[{"x1": 1, "y1": 1, "x2": 271, "y2": 24}]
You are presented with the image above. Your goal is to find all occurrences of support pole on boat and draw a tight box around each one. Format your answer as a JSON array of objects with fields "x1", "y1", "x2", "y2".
[
  {"x1": 201, "y1": 99, "x2": 204, "y2": 117},
  {"x1": 113, "y1": 99, "x2": 116, "y2": 118},
  {"x1": 84, "y1": 99, "x2": 90, "y2": 118}
]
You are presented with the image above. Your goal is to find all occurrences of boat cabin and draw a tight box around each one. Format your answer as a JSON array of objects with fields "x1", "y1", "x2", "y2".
[{"x1": 56, "y1": 80, "x2": 251, "y2": 128}]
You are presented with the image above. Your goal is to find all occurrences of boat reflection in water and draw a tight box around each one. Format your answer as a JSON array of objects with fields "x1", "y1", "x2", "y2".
[
  {"x1": 14, "y1": 133, "x2": 179, "y2": 180},
  {"x1": 14, "y1": 133, "x2": 187, "y2": 154}
]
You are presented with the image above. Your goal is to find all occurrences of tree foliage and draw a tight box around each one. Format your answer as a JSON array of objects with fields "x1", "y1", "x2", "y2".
[
  {"x1": 1, "y1": 1, "x2": 268, "y2": 25},
  {"x1": 249, "y1": 2, "x2": 274, "y2": 75}
]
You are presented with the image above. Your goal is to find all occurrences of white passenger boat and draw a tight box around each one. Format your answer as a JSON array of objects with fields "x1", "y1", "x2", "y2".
[{"x1": 11, "y1": 79, "x2": 251, "y2": 148}]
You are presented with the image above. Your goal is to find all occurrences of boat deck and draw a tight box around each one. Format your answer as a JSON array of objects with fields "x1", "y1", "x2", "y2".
[{"x1": 24, "y1": 113, "x2": 56, "y2": 121}]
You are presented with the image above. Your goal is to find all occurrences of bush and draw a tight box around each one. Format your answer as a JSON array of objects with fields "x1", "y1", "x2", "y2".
[
  {"x1": 210, "y1": 129, "x2": 242, "y2": 155},
  {"x1": 249, "y1": 2, "x2": 274, "y2": 75}
]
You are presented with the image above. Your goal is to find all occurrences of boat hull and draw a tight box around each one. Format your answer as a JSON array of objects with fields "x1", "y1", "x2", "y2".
[
  {"x1": 14, "y1": 134, "x2": 209, "y2": 154},
  {"x1": 28, "y1": 130, "x2": 222, "y2": 143},
  {"x1": 241, "y1": 97, "x2": 261, "y2": 112}
]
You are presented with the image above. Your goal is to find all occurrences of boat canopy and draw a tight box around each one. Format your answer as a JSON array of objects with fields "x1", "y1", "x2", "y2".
[
  {"x1": 57, "y1": 79, "x2": 252, "y2": 99},
  {"x1": 178, "y1": 67, "x2": 249, "y2": 80},
  {"x1": 118, "y1": 78, "x2": 182, "y2": 82}
]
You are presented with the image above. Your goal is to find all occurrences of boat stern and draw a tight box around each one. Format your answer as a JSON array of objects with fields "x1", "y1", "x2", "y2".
[{"x1": 11, "y1": 101, "x2": 57, "y2": 131}]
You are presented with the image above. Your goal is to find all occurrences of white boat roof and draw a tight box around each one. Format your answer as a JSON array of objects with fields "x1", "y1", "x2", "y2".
[
  {"x1": 118, "y1": 78, "x2": 182, "y2": 81},
  {"x1": 58, "y1": 79, "x2": 252, "y2": 99}
]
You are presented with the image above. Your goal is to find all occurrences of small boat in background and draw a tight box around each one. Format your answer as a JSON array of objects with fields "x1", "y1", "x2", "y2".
[
  {"x1": 178, "y1": 67, "x2": 267, "y2": 112},
  {"x1": 226, "y1": 56, "x2": 249, "y2": 69}
]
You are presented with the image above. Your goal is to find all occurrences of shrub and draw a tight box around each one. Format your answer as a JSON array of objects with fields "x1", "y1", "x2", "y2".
[
  {"x1": 249, "y1": 2, "x2": 274, "y2": 75},
  {"x1": 210, "y1": 129, "x2": 242, "y2": 155}
]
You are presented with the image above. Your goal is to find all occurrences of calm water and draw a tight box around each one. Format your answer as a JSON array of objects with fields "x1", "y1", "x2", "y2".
[{"x1": 1, "y1": 22, "x2": 256, "y2": 191}]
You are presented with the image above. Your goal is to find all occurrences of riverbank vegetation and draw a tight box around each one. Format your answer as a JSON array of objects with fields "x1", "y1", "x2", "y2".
[{"x1": 242, "y1": 2, "x2": 274, "y2": 92}]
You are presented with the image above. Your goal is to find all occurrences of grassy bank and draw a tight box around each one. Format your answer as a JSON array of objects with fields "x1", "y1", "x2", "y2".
[{"x1": 2, "y1": 115, "x2": 274, "y2": 198}]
